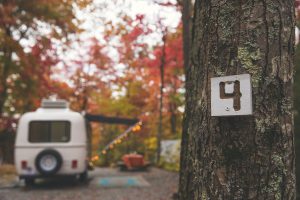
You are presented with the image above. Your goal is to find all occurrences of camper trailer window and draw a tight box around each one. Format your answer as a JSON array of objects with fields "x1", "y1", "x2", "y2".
[{"x1": 29, "y1": 121, "x2": 70, "y2": 143}]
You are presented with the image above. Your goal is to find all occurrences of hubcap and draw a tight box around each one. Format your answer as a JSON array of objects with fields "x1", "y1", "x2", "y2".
[{"x1": 39, "y1": 154, "x2": 57, "y2": 172}]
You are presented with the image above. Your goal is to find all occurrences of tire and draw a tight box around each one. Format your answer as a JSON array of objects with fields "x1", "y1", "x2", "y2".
[
  {"x1": 35, "y1": 149, "x2": 63, "y2": 175},
  {"x1": 79, "y1": 171, "x2": 88, "y2": 182},
  {"x1": 24, "y1": 178, "x2": 35, "y2": 186}
]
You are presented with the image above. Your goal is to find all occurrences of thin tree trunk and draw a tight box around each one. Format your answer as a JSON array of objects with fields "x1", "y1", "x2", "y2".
[
  {"x1": 179, "y1": 1, "x2": 295, "y2": 199},
  {"x1": 182, "y1": 0, "x2": 191, "y2": 70},
  {"x1": 170, "y1": 101, "x2": 177, "y2": 134},
  {"x1": 156, "y1": 29, "x2": 167, "y2": 164},
  {"x1": 170, "y1": 77, "x2": 178, "y2": 135},
  {"x1": 0, "y1": 27, "x2": 12, "y2": 116},
  {"x1": 0, "y1": 65, "x2": 8, "y2": 115}
]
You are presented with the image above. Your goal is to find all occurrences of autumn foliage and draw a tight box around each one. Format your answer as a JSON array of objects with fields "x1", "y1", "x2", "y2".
[{"x1": 0, "y1": 0, "x2": 184, "y2": 165}]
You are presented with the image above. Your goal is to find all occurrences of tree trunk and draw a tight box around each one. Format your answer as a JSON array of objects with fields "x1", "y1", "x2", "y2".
[
  {"x1": 156, "y1": 29, "x2": 167, "y2": 164},
  {"x1": 0, "y1": 27, "x2": 12, "y2": 116},
  {"x1": 181, "y1": 0, "x2": 192, "y2": 70},
  {"x1": 169, "y1": 101, "x2": 177, "y2": 134},
  {"x1": 294, "y1": 45, "x2": 300, "y2": 197},
  {"x1": 179, "y1": 1, "x2": 295, "y2": 199}
]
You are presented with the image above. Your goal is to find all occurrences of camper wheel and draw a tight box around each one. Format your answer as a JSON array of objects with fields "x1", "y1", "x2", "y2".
[
  {"x1": 35, "y1": 149, "x2": 63, "y2": 175},
  {"x1": 79, "y1": 171, "x2": 88, "y2": 182},
  {"x1": 24, "y1": 178, "x2": 35, "y2": 186}
]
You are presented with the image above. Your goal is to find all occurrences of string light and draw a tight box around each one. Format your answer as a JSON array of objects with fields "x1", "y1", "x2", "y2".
[
  {"x1": 135, "y1": 125, "x2": 141, "y2": 131},
  {"x1": 99, "y1": 121, "x2": 143, "y2": 157},
  {"x1": 132, "y1": 124, "x2": 141, "y2": 132},
  {"x1": 91, "y1": 155, "x2": 99, "y2": 161}
]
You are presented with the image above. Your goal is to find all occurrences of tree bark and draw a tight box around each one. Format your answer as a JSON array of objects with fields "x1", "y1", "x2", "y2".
[{"x1": 179, "y1": 0, "x2": 295, "y2": 199}]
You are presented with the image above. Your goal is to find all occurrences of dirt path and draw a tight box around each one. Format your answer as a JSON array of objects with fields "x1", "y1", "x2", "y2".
[{"x1": 0, "y1": 167, "x2": 178, "y2": 200}]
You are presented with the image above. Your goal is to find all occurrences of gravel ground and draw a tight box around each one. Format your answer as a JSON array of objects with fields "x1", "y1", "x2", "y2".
[{"x1": 0, "y1": 167, "x2": 178, "y2": 200}]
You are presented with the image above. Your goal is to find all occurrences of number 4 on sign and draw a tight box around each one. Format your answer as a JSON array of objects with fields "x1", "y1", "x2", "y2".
[
  {"x1": 219, "y1": 80, "x2": 241, "y2": 111},
  {"x1": 211, "y1": 74, "x2": 252, "y2": 116}
]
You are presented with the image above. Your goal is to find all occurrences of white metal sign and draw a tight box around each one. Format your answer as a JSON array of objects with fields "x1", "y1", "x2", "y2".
[{"x1": 211, "y1": 74, "x2": 252, "y2": 116}]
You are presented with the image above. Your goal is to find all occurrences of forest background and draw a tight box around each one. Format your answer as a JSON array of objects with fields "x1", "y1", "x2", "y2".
[
  {"x1": 0, "y1": 0, "x2": 183, "y2": 170},
  {"x1": 1, "y1": 0, "x2": 300, "y2": 175}
]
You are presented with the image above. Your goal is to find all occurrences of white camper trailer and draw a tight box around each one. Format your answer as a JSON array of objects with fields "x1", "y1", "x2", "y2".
[{"x1": 14, "y1": 99, "x2": 88, "y2": 185}]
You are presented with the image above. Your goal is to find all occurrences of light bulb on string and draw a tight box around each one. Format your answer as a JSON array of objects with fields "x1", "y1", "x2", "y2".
[{"x1": 135, "y1": 125, "x2": 141, "y2": 131}]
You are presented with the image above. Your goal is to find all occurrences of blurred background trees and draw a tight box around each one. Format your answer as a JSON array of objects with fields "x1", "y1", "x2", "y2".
[{"x1": 0, "y1": 0, "x2": 184, "y2": 169}]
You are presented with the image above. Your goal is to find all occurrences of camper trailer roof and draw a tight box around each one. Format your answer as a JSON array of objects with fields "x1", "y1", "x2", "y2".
[{"x1": 41, "y1": 99, "x2": 68, "y2": 109}]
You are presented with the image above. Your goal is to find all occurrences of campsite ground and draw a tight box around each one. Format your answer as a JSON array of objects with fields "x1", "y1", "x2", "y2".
[{"x1": 0, "y1": 167, "x2": 178, "y2": 200}]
